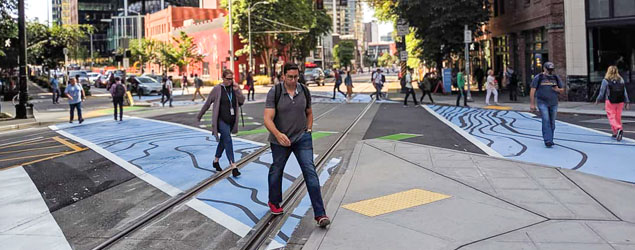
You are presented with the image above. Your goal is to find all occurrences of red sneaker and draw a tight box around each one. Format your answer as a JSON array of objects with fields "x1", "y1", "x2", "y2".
[
  {"x1": 315, "y1": 215, "x2": 331, "y2": 228},
  {"x1": 268, "y1": 202, "x2": 283, "y2": 215}
]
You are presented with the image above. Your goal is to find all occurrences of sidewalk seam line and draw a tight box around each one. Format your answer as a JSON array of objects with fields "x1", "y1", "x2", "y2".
[
  {"x1": 555, "y1": 168, "x2": 623, "y2": 221},
  {"x1": 454, "y1": 219, "x2": 549, "y2": 250}
]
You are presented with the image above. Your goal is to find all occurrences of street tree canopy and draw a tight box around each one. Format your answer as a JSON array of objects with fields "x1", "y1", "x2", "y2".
[
  {"x1": 333, "y1": 41, "x2": 355, "y2": 69},
  {"x1": 368, "y1": 0, "x2": 490, "y2": 70},
  {"x1": 227, "y1": 0, "x2": 331, "y2": 73}
]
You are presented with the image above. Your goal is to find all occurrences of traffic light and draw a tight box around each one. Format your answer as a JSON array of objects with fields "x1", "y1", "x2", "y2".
[
  {"x1": 339, "y1": 0, "x2": 347, "y2": 7},
  {"x1": 316, "y1": 0, "x2": 323, "y2": 9}
]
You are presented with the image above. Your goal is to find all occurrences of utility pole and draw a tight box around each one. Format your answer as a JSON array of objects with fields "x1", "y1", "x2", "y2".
[
  {"x1": 464, "y1": 25, "x2": 473, "y2": 101},
  {"x1": 90, "y1": 33, "x2": 94, "y2": 70},
  {"x1": 229, "y1": 0, "x2": 235, "y2": 73},
  {"x1": 15, "y1": 0, "x2": 29, "y2": 119}
]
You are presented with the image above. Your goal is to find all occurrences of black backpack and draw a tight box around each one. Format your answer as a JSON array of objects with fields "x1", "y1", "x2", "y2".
[
  {"x1": 114, "y1": 84, "x2": 125, "y2": 98},
  {"x1": 607, "y1": 79, "x2": 626, "y2": 103}
]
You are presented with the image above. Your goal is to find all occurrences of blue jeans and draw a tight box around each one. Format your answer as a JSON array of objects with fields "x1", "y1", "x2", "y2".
[
  {"x1": 69, "y1": 102, "x2": 82, "y2": 122},
  {"x1": 269, "y1": 132, "x2": 325, "y2": 217},
  {"x1": 52, "y1": 88, "x2": 60, "y2": 103},
  {"x1": 215, "y1": 120, "x2": 235, "y2": 164},
  {"x1": 537, "y1": 101, "x2": 558, "y2": 143}
]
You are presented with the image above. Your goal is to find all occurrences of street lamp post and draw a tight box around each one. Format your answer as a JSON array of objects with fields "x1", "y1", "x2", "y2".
[
  {"x1": 248, "y1": 1, "x2": 270, "y2": 73},
  {"x1": 15, "y1": 0, "x2": 29, "y2": 119}
]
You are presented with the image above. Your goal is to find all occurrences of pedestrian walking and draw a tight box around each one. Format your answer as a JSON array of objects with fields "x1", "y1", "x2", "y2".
[
  {"x1": 418, "y1": 72, "x2": 435, "y2": 104},
  {"x1": 162, "y1": 76, "x2": 173, "y2": 107},
  {"x1": 404, "y1": 68, "x2": 418, "y2": 106},
  {"x1": 595, "y1": 65, "x2": 631, "y2": 141},
  {"x1": 474, "y1": 66, "x2": 484, "y2": 92},
  {"x1": 370, "y1": 68, "x2": 385, "y2": 100},
  {"x1": 64, "y1": 78, "x2": 85, "y2": 124},
  {"x1": 196, "y1": 69, "x2": 244, "y2": 177},
  {"x1": 505, "y1": 66, "x2": 519, "y2": 101},
  {"x1": 456, "y1": 68, "x2": 468, "y2": 107},
  {"x1": 332, "y1": 68, "x2": 346, "y2": 99},
  {"x1": 181, "y1": 74, "x2": 190, "y2": 95},
  {"x1": 51, "y1": 76, "x2": 60, "y2": 104},
  {"x1": 192, "y1": 74, "x2": 206, "y2": 102},
  {"x1": 246, "y1": 71, "x2": 255, "y2": 101},
  {"x1": 344, "y1": 70, "x2": 354, "y2": 102},
  {"x1": 486, "y1": 69, "x2": 499, "y2": 105},
  {"x1": 263, "y1": 62, "x2": 330, "y2": 228},
  {"x1": 530, "y1": 62, "x2": 565, "y2": 148},
  {"x1": 110, "y1": 77, "x2": 127, "y2": 121}
]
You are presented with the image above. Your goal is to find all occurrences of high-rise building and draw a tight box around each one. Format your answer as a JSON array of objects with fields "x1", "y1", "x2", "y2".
[
  {"x1": 51, "y1": 0, "x2": 78, "y2": 25},
  {"x1": 324, "y1": 0, "x2": 358, "y2": 36}
]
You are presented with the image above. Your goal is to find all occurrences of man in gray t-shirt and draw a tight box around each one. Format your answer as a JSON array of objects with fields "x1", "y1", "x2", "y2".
[{"x1": 263, "y1": 63, "x2": 330, "y2": 228}]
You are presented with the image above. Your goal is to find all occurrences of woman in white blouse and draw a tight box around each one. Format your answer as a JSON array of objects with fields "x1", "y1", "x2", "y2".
[{"x1": 486, "y1": 69, "x2": 499, "y2": 106}]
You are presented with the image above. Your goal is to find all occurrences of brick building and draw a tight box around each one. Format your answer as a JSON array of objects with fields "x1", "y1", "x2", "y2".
[
  {"x1": 144, "y1": 6, "x2": 248, "y2": 80},
  {"x1": 474, "y1": 0, "x2": 566, "y2": 96}
]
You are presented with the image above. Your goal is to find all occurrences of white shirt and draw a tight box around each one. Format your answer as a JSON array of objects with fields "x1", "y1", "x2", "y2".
[
  {"x1": 405, "y1": 73, "x2": 413, "y2": 89},
  {"x1": 166, "y1": 80, "x2": 173, "y2": 93},
  {"x1": 373, "y1": 73, "x2": 384, "y2": 85},
  {"x1": 486, "y1": 76, "x2": 496, "y2": 90}
]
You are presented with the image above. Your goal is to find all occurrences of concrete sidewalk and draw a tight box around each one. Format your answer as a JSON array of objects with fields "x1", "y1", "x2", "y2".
[{"x1": 304, "y1": 139, "x2": 635, "y2": 250}]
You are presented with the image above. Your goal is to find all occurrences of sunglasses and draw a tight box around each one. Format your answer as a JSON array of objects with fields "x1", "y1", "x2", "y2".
[{"x1": 224, "y1": 77, "x2": 233, "y2": 80}]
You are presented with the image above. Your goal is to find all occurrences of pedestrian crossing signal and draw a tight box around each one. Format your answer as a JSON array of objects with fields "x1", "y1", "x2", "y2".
[{"x1": 316, "y1": 0, "x2": 323, "y2": 9}]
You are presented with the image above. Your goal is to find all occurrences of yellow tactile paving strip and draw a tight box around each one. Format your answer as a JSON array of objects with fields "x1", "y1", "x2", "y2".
[
  {"x1": 342, "y1": 189, "x2": 451, "y2": 217},
  {"x1": 483, "y1": 105, "x2": 513, "y2": 110}
]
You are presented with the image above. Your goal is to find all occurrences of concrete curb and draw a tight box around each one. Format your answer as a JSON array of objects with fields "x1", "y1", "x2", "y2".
[{"x1": 0, "y1": 121, "x2": 58, "y2": 132}]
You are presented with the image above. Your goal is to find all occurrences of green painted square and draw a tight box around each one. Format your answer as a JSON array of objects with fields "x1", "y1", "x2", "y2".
[
  {"x1": 312, "y1": 131, "x2": 337, "y2": 140},
  {"x1": 377, "y1": 133, "x2": 421, "y2": 141},
  {"x1": 236, "y1": 128, "x2": 268, "y2": 136}
]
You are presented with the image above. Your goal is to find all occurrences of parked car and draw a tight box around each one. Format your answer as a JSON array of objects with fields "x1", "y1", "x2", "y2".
[
  {"x1": 304, "y1": 67, "x2": 325, "y2": 86},
  {"x1": 68, "y1": 70, "x2": 90, "y2": 87},
  {"x1": 128, "y1": 76, "x2": 162, "y2": 96},
  {"x1": 141, "y1": 74, "x2": 164, "y2": 83},
  {"x1": 324, "y1": 69, "x2": 333, "y2": 78},
  {"x1": 94, "y1": 75, "x2": 109, "y2": 88},
  {"x1": 87, "y1": 72, "x2": 101, "y2": 84}
]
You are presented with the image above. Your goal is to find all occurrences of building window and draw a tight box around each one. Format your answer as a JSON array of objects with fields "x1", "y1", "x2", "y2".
[
  {"x1": 203, "y1": 62, "x2": 210, "y2": 76},
  {"x1": 614, "y1": 0, "x2": 635, "y2": 17},
  {"x1": 588, "y1": 0, "x2": 610, "y2": 19}
]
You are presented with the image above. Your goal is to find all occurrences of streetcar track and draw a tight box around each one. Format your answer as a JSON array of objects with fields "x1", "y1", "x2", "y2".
[{"x1": 91, "y1": 102, "x2": 343, "y2": 250}]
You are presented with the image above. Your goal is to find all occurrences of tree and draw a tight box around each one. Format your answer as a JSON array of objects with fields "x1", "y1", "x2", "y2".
[
  {"x1": 130, "y1": 38, "x2": 159, "y2": 74},
  {"x1": 368, "y1": 0, "x2": 490, "y2": 73},
  {"x1": 333, "y1": 41, "x2": 355, "y2": 69},
  {"x1": 27, "y1": 24, "x2": 93, "y2": 69},
  {"x1": 377, "y1": 52, "x2": 397, "y2": 68},
  {"x1": 227, "y1": 0, "x2": 331, "y2": 74},
  {"x1": 155, "y1": 41, "x2": 179, "y2": 74},
  {"x1": 172, "y1": 31, "x2": 205, "y2": 74}
]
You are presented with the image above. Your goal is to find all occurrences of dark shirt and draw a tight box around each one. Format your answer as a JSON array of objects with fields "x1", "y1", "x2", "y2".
[
  {"x1": 265, "y1": 84, "x2": 311, "y2": 145},
  {"x1": 219, "y1": 85, "x2": 237, "y2": 125},
  {"x1": 531, "y1": 73, "x2": 563, "y2": 106}
]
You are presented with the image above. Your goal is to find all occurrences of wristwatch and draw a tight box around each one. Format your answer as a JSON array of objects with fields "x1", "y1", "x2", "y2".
[{"x1": 307, "y1": 129, "x2": 312, "y2": 133}]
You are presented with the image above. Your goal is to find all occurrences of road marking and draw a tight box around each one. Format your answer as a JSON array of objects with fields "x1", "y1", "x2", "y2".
[
  {"x1": 0, "y1": 167, "x2": 72, "y2": 250},
  {"x1": 377, "y1": 133, "x2": 422, "y2": 141},
  {"x1": 51, "y1": 136, "x2": 84, "y2": 151},
  {"x1": 0, "y1": 136, "x2": 44, "y2": 147},
  {"x1": 50, "y1": 124, "x2": 183, "y2": 196},
  {"x1": 0, "y1": 138, "x2": 51, "y2": 150},
  {"x1": 2, "y1": 149, "x2": 88, "y2": 171},
  {"x1": 421, "y1": 105, "x2": 503, "y2": 157},
  {"x1": 0, "y1": 152, "x2": 65, "y2": 162},
  {"x1": 0, "y1": 145, "x2": 67, "y2": 155}
]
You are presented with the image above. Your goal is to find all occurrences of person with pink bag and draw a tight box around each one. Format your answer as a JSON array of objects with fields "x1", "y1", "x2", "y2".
[{"x1": 595, "y1": 65, "x2": 631, "y2": 141}]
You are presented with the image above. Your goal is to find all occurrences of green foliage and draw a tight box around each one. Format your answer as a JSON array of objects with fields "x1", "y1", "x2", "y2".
[
  {"x1": 130, "y1": 38, "x2": 158, "y2": 73},
  {"x1": 172, "y1": 31, "x2": 205, "y2": 73},
  {"x1": 333, "y1": 41, "x2": 355, "y2": 69},
  {"x1": 227, "y1": 0, "x2": 331, "y2": 72},
  {"x1": 155, "y1": 41, "x2": 179, "y2": 73},
  {"x1": 377, "y1": 52, "x2": 397, "y2": 67},
  {"x1": 368, "y1": 0, "x2": 490, "y2": 68}
]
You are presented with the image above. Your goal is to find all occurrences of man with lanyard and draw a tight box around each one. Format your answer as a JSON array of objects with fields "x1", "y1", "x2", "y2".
[
  {"x1": 263, "y1": 63, "x2": 330, "y2": 228},
  {"x1": 530, "y1": 62, "x2": 565, "y2": 148}
]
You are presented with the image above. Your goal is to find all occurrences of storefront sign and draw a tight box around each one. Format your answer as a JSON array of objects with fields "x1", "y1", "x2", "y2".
[{"x1": 443, "y1": 68, "x2": 452, "y2": 93}]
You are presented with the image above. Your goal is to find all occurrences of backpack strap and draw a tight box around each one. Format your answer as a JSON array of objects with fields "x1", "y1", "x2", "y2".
[
  {"x1": 274, "y1": 83, "x2": 281, "y2": 113},
  {"x1": 300, "y1": 83, "x2": 311, "y2": 110}
]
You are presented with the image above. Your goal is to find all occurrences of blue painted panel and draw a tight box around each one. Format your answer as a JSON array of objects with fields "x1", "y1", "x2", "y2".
[{"x1": 429, "y1": 105, "x2": 635, "y2": 183}]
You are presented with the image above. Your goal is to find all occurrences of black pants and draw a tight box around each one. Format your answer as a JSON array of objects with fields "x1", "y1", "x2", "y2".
[
  {"x1": 404, "y1": 88, "x2": 418, "y2": 105},
  {"x1": 477, "y1": 79, "x2": 484, "y2": 92},
  {"x1": 509, "y1": 85, "x2": 518, "y2": 101},
  {"x1": 456, "y1": 88, "x2": 468, "y2": 106},
  {"x1": 113, "y1": 96, "x2": 124, "y2": 120},
  {"x1": 52, "y1": 88, "x2": 60, "y2": 103},
  {"x1": 162, "y1": 92, "x2": 172, "y2": 107},
  {"x1": 247, "y1": 85, "x2": 255, "y2": 100},
  {"x1": 333, "y1": 83, "x2": 345, "y2": 99},
  {"x1": 419, "y1": 89, "x2": 434, "y2": 103}
]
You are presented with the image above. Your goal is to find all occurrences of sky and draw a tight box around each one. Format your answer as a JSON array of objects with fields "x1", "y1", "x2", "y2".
[{"x1": 25, "y1": 0, "x2": 394, "y2": 36}]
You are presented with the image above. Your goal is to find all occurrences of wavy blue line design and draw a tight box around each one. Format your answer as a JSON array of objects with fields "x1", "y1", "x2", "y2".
[{"x1": 428, "y1": 105, "x2": 635, "y2": 183}]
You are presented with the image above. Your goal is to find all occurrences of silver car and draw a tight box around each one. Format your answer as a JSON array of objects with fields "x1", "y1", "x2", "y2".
[
  {"x1": 68, "y1": 70, "x2": 90, "y2": 87},
  {"x1": 133, "y1": 76, "x2": 162, "y2": 95},
  {"x1": 304, "y1": 67, "x2": 325, "y2": 86}
]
